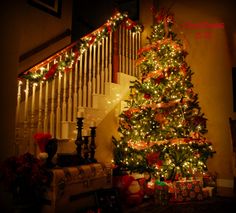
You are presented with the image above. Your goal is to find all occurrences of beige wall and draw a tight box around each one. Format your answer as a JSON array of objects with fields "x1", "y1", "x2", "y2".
[
  {"x1": 157, "y1": 0, "x2": 236, "y2": 185},
  {"x1": 0, "y1": 0, "x2": 72, "y2": 209},
  {"x1": 19, "y1": 0, "x2": 72, "y2": 72},
  {"x1": 0, "y1": 1, "x2": 72, "y2": 160}
]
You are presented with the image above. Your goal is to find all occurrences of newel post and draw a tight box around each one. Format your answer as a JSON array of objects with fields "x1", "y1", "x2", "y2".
[{"x1": 112, "y1": 30, "x2": 119, "y2": 83}]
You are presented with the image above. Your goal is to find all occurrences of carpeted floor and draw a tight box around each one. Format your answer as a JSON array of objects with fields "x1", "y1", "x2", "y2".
[
  {"x1": 123, "y1": 188, "x2": 236, "y2": 213},
  {"x1": 78, "y1": 188, "x2": 236, "y2": 213},
  {"x1": 123, "y1": 196, "x2": 236, "y2": 213}
]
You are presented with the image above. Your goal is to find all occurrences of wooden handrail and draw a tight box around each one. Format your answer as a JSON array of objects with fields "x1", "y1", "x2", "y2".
[
  {"x1": 19, "y1": 11, "x2": 142, "y2": 76},
  {"x1": 21, "y1": 39, "x2": 79, "y2": 75},
  {"x1": 19, "y1": 28, "x2": 71, "y2": 62}
]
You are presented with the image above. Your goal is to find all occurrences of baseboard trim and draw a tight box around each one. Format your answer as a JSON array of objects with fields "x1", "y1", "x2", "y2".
[{"x1": 217, "y1": 178, "x2": 234, "y2": 188}]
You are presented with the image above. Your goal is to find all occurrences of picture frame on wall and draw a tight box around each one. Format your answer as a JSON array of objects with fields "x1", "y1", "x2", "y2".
[{"x1": 28, "y1": 0, "x2": 62, "y2": 18}]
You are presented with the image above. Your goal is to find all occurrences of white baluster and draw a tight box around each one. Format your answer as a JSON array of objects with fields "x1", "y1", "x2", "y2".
[
  {"x1": 56, "y1": 70, "x2": 62, "y2": 138},
  {"x1": 83, "y1": 50, "x2": 88, "y2": 107},
  {"x1": 16, "y1": 80, "x2": 22, "y2": 124},
  {"x1": 129, "y1": 30, "x2": 132, "y2": 76},
  {"x1": 132, "y1": 32, "x2": 135, "y2": 77},
  {"x1": 101, "y1": 38, "x2": 105, "y2": 94},
  {"x1": 97, "y1": 42, "x2": 101, "y2": 94},
  {"x1": 78, "y1": 54, "x2": 83, "y2": 107},
  {"x1": 24, "y1": 80, "x2": 29, "y2": 124},
  {"x1": 126, "y1": 29, "x2": 129, "y2": 75},
  {"x1": 31, "y1": 82, "x2": 37, "y2": 154},
  {"x1": 24, "y1": 80, "x2": 29, "y2": 152},
  {"x1": 92, "y1": 44, "x2": 96, "y2": 94},
  {"x1": 44, "y1": 80, "x2": 49, "y2": 133},
  {"x1": 73, "y1": 57, "x2": 79, "y2": 121},
  {"x1": 50, "y1": 64, "x2": 56, "y2": 137},
  {"x1": 37, "y1": 69, "x2": 43, "y2": 132},
  {"x1": 62, "y1": 68, "x2": 67, "y2": 121},
  {"x1": 88, "y1": 45, "x2": 92, "y2": 107},
  {"x1": 15, "y1": 80, "x2": 22, "y2": 154},
  {"x1": 105, "y1": 37, "x2": 109, "y2": 83},
  {"x1": 137, "y1": 32, "x2": 141, "y2": 78},
  {"x1": 108, "y1": 33, "x2": 112, "y2": 83},
  {"x1": 135, "y1": 32, "x2": 138, "y2": 77},
  {"x1": 68, "y1": 57, "x2": 73, "y2": 122}
]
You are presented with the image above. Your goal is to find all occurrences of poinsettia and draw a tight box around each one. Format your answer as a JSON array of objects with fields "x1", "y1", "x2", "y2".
[{"x1": 0, "y1": 153, "x2": 52, "y2": 203}]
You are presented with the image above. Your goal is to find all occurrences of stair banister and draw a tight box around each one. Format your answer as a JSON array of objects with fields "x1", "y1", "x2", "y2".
[{"x1": 16, "y1": 11, "x2": 143, "y2": 154}]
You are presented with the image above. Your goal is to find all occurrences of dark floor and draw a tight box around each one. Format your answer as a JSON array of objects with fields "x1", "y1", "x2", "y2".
[{"x1": 122, "y1": 188, "x2": 236, "y2": 213}]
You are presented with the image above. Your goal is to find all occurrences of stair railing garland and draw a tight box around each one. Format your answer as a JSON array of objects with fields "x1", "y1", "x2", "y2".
[
  {"x1": 15, "y1": 11, "x2": 142, "y2": 154},
  {"x1": 17, "y1": 11, "x2": 143, "y2": 84}
]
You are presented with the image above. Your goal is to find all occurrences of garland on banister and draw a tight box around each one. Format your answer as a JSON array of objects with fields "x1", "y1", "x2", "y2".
[{"x1": 18, "y1": 12, "x2": 143, "y2": 83}]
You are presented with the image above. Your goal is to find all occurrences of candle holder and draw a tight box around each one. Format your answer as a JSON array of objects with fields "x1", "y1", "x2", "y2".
[
  {"x1": 90, "y1": 126, "x2": 97, "y2": 163},
  {"x1": 83, "y1": 135, "x2": 90, "y2": 164},
  {"x1": 75, "y1": 117, "x2": 85, "y2": 165},
  {"x1": 73, "y1": 115, "x2": 97, "y2": 165}
]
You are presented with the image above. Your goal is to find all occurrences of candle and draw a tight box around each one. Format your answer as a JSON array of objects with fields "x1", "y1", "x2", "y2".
[
  {"x1": 90, "y1": 121, "x2": 96, "y2": 127},
  {"x1": 82, "y1": 129, "x2": 89, "y2": 137},
  {"x1": 77, "y1": 110, "x2": 84, "y2": 118}
]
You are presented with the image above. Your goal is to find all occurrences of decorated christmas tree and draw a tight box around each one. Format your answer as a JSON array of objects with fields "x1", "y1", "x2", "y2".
[{"x1": 113, "y1": 9, "x2": 215, "y2": 181}]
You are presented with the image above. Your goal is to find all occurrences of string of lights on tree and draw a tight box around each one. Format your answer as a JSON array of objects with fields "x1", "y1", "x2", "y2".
[
  {"x1": 18, "y1": 11, "x2": 143, "y2": 84},
  {"x1": 113, "y1": 9, "x2": 215, "y2": 181}
]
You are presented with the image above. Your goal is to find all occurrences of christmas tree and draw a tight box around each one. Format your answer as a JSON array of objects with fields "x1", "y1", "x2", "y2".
[{"x1": 113, "y1": 9, "x2": 215, "y2": 181}]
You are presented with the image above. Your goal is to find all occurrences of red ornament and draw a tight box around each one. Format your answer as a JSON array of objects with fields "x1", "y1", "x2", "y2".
[
  {"x1": 144, "y1": 93, "x2": 151, "y2": 100},
  {"x1": 124, "y1": 109, "x2": 132, "y2": 119},
  {"x1": 106, "y1": 24, "x2": 112, "y2": 33},
  {"x1": 155, "y1": 74, "x2": 164, "y2": 84},
  {"x1": 146, "y1": 152, "x2": 161, "y2": 165}
]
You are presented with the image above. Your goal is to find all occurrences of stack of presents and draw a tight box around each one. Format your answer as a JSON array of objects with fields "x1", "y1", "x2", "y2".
[{"x1": 113, "y1": 171, "x2": 217, "y2": 206}]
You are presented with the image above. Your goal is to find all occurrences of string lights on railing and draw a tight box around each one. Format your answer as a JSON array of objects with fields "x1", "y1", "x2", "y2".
[{"x1": 17, "y1": 11, "x2": 143, "y2": 84}]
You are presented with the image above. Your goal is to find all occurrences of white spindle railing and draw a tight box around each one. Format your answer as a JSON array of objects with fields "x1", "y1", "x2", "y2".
[
  {"x1": 16, "y1": 12, "x2": 142, "y2": 154},
  {"x1": 101, "y1": 38, "x2": 105, "y2": 94},
  {"x1": 56, "y1": 70, "x2": 62, "y2": 138}
]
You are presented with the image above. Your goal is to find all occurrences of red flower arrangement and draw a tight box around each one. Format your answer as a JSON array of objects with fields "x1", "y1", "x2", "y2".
[{"x1": 0, "y1": 153, "x2": 52, "y2": 204}]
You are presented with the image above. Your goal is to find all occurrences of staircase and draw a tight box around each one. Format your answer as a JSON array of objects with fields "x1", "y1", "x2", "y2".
[{"x1": 15, "y1": 12, "x2": 142, "y2": 156}]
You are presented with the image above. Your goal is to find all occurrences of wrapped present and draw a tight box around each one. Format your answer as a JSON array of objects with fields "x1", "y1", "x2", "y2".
[
  {"x1": 145, "y1": 179, "x2": 155, "y2": 196},
  {"x1": 203, "y1": 172, "x2": 217, "y2": 195},
  {"x1": 113, "y1": 175, "x2": 144, "y2": 205},
  {"x1": 154, "y1": 180, "x2": 170, "y2": 205},
  {"x1": 172, "y1": 180, "x2": 204, "y2": 202},
  {"x1": 126, "y1": 179, "x2": 144, "y2": 205}
]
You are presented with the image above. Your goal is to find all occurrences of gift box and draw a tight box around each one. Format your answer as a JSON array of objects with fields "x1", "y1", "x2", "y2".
[
  {"x1": 154, "y1": 180, "x2": 170, "y2": 205},
  {"x1": 171, "y1": 180, "x2": 204, "y2": 202}
]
